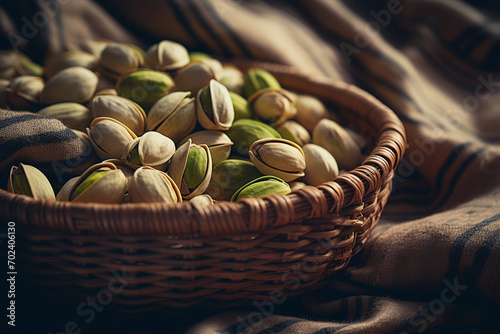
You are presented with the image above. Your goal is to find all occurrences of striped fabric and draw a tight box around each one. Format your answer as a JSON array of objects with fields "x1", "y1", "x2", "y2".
[
  {"x1": 1, "y1": 0, "x2": 499, "y2": 333},
  {"x1": 0, "y1": 109, "x2": 98, "y2": 187}
]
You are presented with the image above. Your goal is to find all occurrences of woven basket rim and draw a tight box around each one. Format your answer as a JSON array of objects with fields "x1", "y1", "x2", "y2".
[{"x1": 0, "y1": 62, "x2": 407, "y2": 237}]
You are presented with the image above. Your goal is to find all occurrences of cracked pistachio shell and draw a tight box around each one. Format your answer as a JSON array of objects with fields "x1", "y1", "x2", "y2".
[
  {"x1": 312, "y1": 119, "x2": 363, "y2": 171},
  {"x1": 91, "y1": 95, "x2": 146, "y2": 135},
  {"x1": 7, "y1": 163, "x2": 55, "y2": 200},
  {"x1": 116, "y1": 68, "x2": 174, "y2": 111},
  {"x1": 5, "y1": 75, "x2": 44, "y2": 108},
  {"x1": 0, "y1": 51, "x2": 43, "y2": 80},
  {"x1": 206, "y1": 159, "x2": 262, "y2": 201},
  {"x1": 229, "y1": 91, "x2": 252, "y2": 121},
  {"x1": 230, "y1": 175, "x2": 291, "y2": 202},
  {"x1": 249, "y1": 88, "x2": 296, "y2": 127},
  {"x1": 129, "y1": 166, "x2": 182, "y2": 203},
  {"x1": 225, "y1": 119, "x2": 281, "y2": 156},
  {"x1": 179, "y1": 130, "x2": 233, "y2": 166},
  {"x1": 294, "y1": 95, "x2": 327, "y2": 133},
  {"x1": 102, "y1": 159, "x2": 136, "y2": 185},
  {"x1": 87, "y1": 117, "x2": 137, "y2": 160},
  {"x1": 98, "y1": 43, "x2": 143, "y2": 79},
  {"x1": 168, "y1": 139, "x2": 212, "y2": 200},
  {"x1": 38, "y1": 102, "x2": 92, "y2": 131},
  {"x1": 44, "y1": 51, "x2": 97, "y2": 79},
  {"x1": 42, "y1": 67, "x2": 98, "y2": 104},
  {"x1": 276, "y1": 120, "x2": 311, "y2": 147},
  {"x1": 56, "y1": 176, "x2": 79, "y2": 201},
  {"x1": 242, "y1": 68, "x2": 281, "y2": 98},
  {"x1": 146, "y1": 91, "x2": 196, "y2": 142},
  {"x1": 145, "y1": 40, "x2": 190, "y2": 71},
  {"x1": 65, "y1": 162, "x2": 127, "y2": 203},
  {"x1": 249, "y1": 138, "x2": 306, "y2": 182},
  {"x1": 122, "y1": 131, "x2": 175, "y2": 170},
  {"x1": 219, "y1": 64, "x2": 244, "y2": 94},
  {"x1": 196, "y1": 79, "x2": 234, "y2": 131},
  {"x1": 174, "y1": 59, "x2": 223, "y2": 95},
  {"x1": 302, "y1": 144, "x2": 339, "y2": 186},
  {"x1": 189, "y1": 194, "x2": 214, "y2": 206}
]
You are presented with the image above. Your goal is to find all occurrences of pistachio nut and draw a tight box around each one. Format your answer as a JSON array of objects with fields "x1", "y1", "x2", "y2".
[
  {"x1": 98, "y1": 43, "x2": 143, "y2": 79},
  {"x1": 294, "y1": 94, "x2": 327, "y2": 133},
  {"x1": 229, "y1": 91, "x2": 252, "y2": 121},
  {"x1": 249, "y1": 88, "x2": 296, "y2": 127},
  {"x1": 146, "y1": 91, "x2": 196, "y2": 142},
  {"x1": 93, "y1": 88, "x2": 118, "y2": 97},
  {"x1": 174, "y1": 59, "x2": 222, "y2": 95},
  {"x1": 276, "y1": 120, "x2": 311, "y2": 147},
  {"x1": 44, "y1": 51, "x2": 97, "y2": 79},
  {"x1": 38, "y1": 102, "x2": 93, "y2": 131},
  {"x1": 230, "y1": 175, "x2": 291, "y2": 202},
  {"x1": 91, "y1": 95, "x2": 147, "y2": 135},
  {"x1": 179, "y1": 130, "x2": 233, "y2": 166},
  {"x1": 249, "y1": 138, "x2": 306, "y2": 182},
  {"x1": 122, "y1": 131, "x2": 175, "y2": 170},
  {"x1": 42, "y1": 66, "x2": 98, "y2": 104},
  {"x1": 196, "y1": 79, "x2": 234, "y2": 131},
  {"x1": 242, "y1": 68, "x2": 281, "y2": 98},
  {"x1": 145, "y1": 40, "x2": 190, "y2": 72},
  {"x1": 302, "y1": 143, "x2": 339, "y2": 186},
  {"x1": 128, "y1": 166, "x2": 182, "y2": 203},
  {"x1": 219, "y1": 64, "x2": 244, "y2": 94},
  {"x1": 189, "y1": 194, "x2": 214, "y2": 206},
  {"x1": 225, "y1": 119, "x2": 281, "y2": 156},
  {"x1": 189, "y1": 52, "x2": 212, "y2": 62},
  {"x1": 312, "y1": 119, "x2": 363, "y2": 171},
  {"x1": 0, "y1": 79, "x2": 9, "y2": 108},
  {"x1": 61, "y1": 162, "x2": 127, "y2": 203},
  {"x1": 116, "y1": 68, "x2": 174, "y2": 110},
  {"x1": 56, "y1": 176, "x2": 79, "y2": 201},
  {"x1": 5, "y1": 75, "x2": 44, "y2": 109},
  {"x1": 102, "y1": 158, "x2": 136, "y2": 185},
  {"x1": 206, "y1": 159, "x2": 262, "y2": 201},
  {"x1": 7, "y1": 163, "x2": 55, "y2": 200},
  {"x1": 168, "y1": 139, "x2": 212, "y2": 199},
  {"x1": 0, "y1": 51, "x2": 43, "y2": 80},
  {"x1": 87, "y1": 117, "x2": 137, "y2": 160}
]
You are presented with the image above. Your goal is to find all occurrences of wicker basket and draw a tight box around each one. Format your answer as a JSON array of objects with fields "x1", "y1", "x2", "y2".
[{"x1": 0, "y1": 63, "x2": 406, "y2": 312}]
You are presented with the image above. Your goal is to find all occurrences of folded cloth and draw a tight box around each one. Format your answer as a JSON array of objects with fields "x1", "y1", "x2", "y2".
[
  {"x1": 1, "y1": 0, "x2": 499, "y2": 333},
  {"x1": 0, "y1": 109, "x2": 98, "y2": 188}
]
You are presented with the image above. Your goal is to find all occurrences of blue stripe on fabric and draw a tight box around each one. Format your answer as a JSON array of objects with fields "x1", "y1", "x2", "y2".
[
  {"x1": 255, "y1": 319, "x2": 307, "y2": 334},
  {"x1": 467, "y1": 227, "x2": 500, "y2": 286},
  {"x1": 448, "y1": 214, "x2": 500, "y2": 280},
  {"x1": 0, "y1": 130, "x2": 77, "y2": 161}
]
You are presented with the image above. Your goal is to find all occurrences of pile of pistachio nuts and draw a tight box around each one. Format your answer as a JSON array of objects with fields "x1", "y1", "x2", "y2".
[{"x1": 1, "y1": 39, "x2": 366, "y2": 205}]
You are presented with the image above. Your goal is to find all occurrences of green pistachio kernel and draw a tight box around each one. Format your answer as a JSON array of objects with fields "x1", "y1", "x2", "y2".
[
  {"x1": 12, "y1": 173, "x2": 33, "y2": 197},
  {"x1": 74, "y1": 170, "x2": 110, "y2": 197},
  {"x1": 183, "y1": 147, "x2": 208, "y2": 191}
]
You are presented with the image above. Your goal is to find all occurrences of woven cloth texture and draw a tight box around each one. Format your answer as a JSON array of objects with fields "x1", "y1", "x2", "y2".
[{"x1": 1, "y1": 0, "x2": 500, "y2": 333}]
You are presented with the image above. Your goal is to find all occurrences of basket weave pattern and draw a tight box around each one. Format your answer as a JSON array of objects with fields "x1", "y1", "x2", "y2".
[{"x1": 0, "y1": 65, "x2": 406, "y2": 310}]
